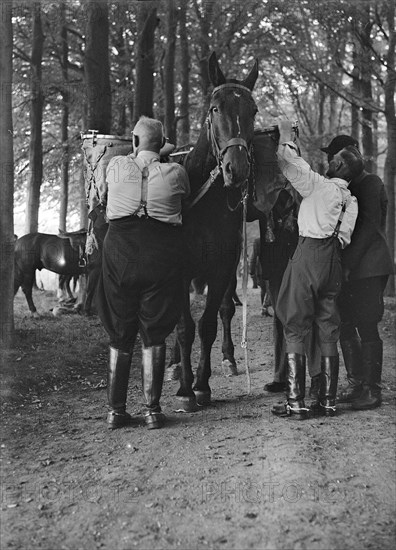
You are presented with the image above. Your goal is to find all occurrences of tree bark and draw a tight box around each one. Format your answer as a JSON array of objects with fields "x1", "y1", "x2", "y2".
[
  {"x1": 163, "y1": 0, "x2": 177, "y2": 143},
  {"x1": 178, "y1": 1, "x2": 190, "y2": 146},
  {"x1": 360, "y1": 5, "x2": 375, "y2": 174},
  {"x1": 59, "y1": 2, "x2": 69, "y2": 231},
  {"x1": 384, "y1": 0, "x2": 396, "y2": 295},
  {"x1": 25, "y1": 3, "x2": 45, "y2": 234},
  {"x1": 133, "y1": 1, "x2": 158, "y2": 125},
  {"x1": 194, "y1": 0, "x2": 214, "y2": 124},
  {"x1": 0, "y1": 0, "x2": 15, "y2": 348},
  {"x1": 84, "y1": 0, "x2": 111, "y2": 133}
]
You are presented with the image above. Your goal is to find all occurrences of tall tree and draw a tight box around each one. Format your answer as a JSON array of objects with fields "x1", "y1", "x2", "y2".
[
  {"x1": 59, "y1": 1, "x2": 69, "y2": 231},
  {"x1": 163, "y1": 0, "x2": 177, "y2": 143},
  {"x1": 0, "y1": 0, "x2": 15, "y2": 349},
  {"x1": 84, "y1": 0, "x2": 111, "y2": 133},
  {"x1": 384, "y1": 0, "x2": 396, "y2": 294},
  {"x1": 25, "y1": 2, "x2": 45, "y2": 234},
  {"x1": 177, "y1": 1, "x2": 190, "y2": 146},
  {"x1": 133, "y1": 0, "x2": 159, "y2": 124}
]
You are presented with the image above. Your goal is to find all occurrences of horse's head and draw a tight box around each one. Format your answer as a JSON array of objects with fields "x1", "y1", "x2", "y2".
[{"x1": 207, "y1": 52, "x2": 258, "y2": 188}]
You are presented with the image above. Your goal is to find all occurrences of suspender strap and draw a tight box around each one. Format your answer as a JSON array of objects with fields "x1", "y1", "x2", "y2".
[
  {"x1": 332, "y1": 200, "x2": 347, "y2": 239},
  {"x1": 131, "y1": 159, "x2": 154, "y2": 218}
]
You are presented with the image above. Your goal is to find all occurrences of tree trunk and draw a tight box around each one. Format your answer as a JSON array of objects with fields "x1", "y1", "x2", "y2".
[
  {"x1": 351, "y1": 50, "x2": 360, "y2": 142},
  {"x1": 317, "y1": 83, "x2": 326, "y2": 175},
  {"x1": 59, "y1": 2, "x2": 69, "y2": 232},
  {"x1": 133, "y1": 1, "x2": 158, "y2": 124},
  {"x1": 384, "y1": 0, "x2": 396, "y2": 296},
  {"x1": 84, "y1": 0, "x2": 111, "y2": 133},
  {"x1": 194, "y1": 0, "x2": 214, "y2": 124},
  {"x1": 360, "y1": 5, "x2": 374, "y2": 174},
  {"x1": 25, "y1": 4, "x2": 45, "y2": 234},
  {"x1": 178, "y1": 1, "x2": 190, "y2": 146},
  {"x1": 163, "y1": 0, "x2": 177, "y2": 143},
  {"x1": 0, "y1": 1, "x2": 15, "y2": 349}
]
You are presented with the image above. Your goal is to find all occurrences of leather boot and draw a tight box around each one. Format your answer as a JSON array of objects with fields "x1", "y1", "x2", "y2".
[
  {"x1": 271, "y1": 353, "x2": 310, "y2": 419},
  {"x1": 107, "y1": 347, "x2": 133, "y2": 429},
  {"x1": 141, "y1": 344, "x2": 166, "y2": 429},
  {"x1": 338, "y1": 337, "x2": 363, "y2": 402},
  {"x1": 313, "y1": 356, "x2": 339, "y2": 417},
  {"x1": 309, "y1": 373, "x2": 320, "y2": 407},
  {"x1": 352, "y1": 341, "x2": 382, "y2": 410}
]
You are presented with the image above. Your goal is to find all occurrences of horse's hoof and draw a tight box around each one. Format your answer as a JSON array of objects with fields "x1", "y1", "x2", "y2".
[
  {"x1": 194, "y1": 390, "x2": 211, "y2": 407},
  {"x1": 222, "y1": 359, "x2": 238, "y2": 377},
  {"x1": 174, "y1": 395, "x2": 199, "y2": 413},
  {"x1": 166, "y1": 364, "x2": 181, "y2": 381},
  {"x1": 31, "y1": 312, "x2": 40, "y2": 319}
]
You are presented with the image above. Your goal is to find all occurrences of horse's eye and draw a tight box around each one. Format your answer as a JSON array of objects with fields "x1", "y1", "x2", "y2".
[{"x1": 211, "y1": 106, "x2": 219, "y2": 113}]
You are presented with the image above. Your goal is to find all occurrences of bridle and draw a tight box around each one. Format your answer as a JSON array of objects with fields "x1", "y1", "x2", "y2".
[
  {"x1": 206, "y1": 83, "x2": 255, "y2": 174},
  {"x1": 184, "y1": 83, "x2": 256, "y2": 213}
]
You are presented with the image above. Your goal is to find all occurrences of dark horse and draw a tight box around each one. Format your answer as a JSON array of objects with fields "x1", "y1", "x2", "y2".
[
  {"x1": 14, "y1": 229, "x2": 87, "y2": 315},
  {"x1": 174, "y1": 52, "x2": 259, "y2": 411}
]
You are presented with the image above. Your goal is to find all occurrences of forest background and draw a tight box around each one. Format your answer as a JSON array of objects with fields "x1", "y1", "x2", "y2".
[{"x1": 0, "y1": 0, "x2": 395, "y2": 348}]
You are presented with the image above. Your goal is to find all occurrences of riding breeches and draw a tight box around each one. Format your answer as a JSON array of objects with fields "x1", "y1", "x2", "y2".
[
  {"x1": 97, "y1": 216, "x2": 183, "y2": 351},
  {"x1": 276, "y1": 236, "x2": 342, "y2": 356}
]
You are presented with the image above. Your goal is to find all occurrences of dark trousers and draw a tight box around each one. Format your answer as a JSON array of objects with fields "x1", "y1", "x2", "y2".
[
  {"x1": 339, "y1": 275, "x2": 388, "y2": 342},
  {"x1": 97, "y1": 216, "x2": 183, "y2": 351},
  {"x1": 277, "y1": 236, "x2": 342, "y2": 356}
]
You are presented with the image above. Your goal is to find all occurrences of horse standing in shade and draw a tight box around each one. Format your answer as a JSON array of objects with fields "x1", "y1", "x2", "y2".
[
  {"x1": 14, "y1": 230, "x2": 87, "y2": 315},
  {"x1": 174, "y1": 52, "x2": 259, "y2": 411}
]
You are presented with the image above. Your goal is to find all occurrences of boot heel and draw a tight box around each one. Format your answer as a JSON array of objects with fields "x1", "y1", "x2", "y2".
[{"x1": 145, "y1": 412, "x2": 166, "y2": 429}]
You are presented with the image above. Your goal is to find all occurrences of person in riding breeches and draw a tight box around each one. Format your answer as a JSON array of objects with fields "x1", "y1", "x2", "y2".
[
  {"x1": 97, "y1": 116, "x2": 190, "y2": 430},
  {"x1": 272, "y1": 120, "x2": 358, "y2": 419},
  {"x1": 321, "y1": 136, "x2": 394, "y2": 410}
]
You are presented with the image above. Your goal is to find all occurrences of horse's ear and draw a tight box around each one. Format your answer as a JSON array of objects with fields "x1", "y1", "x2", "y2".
[
  {"x1": 242, "y1": 58, "x2": 259, "y2": 91},
  {"x1": 208, "y1": 51, "x2": 226, "y2": 87}
]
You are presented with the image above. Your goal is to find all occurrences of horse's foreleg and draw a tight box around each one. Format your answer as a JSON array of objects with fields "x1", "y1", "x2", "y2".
[
  {"x1": 165, "y1": 334, "x2": 181, "y2": 380},
  {"x1": 219, "y1": 275, "x2": 238, "y2": 377},
  {"x1": 194, "y1": 279, "x2": 229, "y2": 404},
  {"x1": 175, "y1": 281, "x2": 197, "y2": 412}
]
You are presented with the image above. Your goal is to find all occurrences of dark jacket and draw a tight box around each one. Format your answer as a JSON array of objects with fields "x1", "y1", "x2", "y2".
[{"x1": 342, "y1": 171, "x2": 393, "y2": 280}]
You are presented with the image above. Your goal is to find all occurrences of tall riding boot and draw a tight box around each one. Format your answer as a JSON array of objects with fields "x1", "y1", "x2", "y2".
[
  {"x1": 107, "y1": 347, "x2": 133, "y2": 429},
  {"x1": 352, "y1": 341, "x2": 383, "y2": 410},
  {"x1": 338, "y1": 337, "x2": 363, "y2": 402},
  {"x1": 271, "y1": 353, "x2": 310, "y2": 419},
  {"x1": 141, "y1": 344, "x2": 166, "y2": 429},
  {"x1": 314, "y1": 356, "x2": 339, "y2": 417},
  {"x1": 309, "y1": 373, "x2": 320, "y2": 406}
]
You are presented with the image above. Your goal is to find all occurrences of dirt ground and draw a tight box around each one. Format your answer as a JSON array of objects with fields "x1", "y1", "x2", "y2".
[{"x1": 1, "y1": 284, "x2": 395, "y2": 550}]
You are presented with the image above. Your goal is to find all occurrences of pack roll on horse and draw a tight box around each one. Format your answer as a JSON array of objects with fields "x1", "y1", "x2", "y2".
[{"x1": 14, "y1": 229, "x2": 87, "y2": 315}]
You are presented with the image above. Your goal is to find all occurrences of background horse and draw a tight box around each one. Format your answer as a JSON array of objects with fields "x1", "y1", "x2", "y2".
[
  {"x1": 14, "y1": 230, "x2": 87, "y2": 315},
  {"x1": 174, "y1": 52, "x2": 258, "y2": 410}
]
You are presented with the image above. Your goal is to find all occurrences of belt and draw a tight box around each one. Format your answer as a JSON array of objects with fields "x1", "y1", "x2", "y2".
[{"x1": 109, "y1": 214, "x2": 181, "y2": 229}]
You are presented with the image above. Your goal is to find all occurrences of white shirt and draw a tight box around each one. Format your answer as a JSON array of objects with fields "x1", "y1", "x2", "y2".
[
  {"x1": 277, "y1": 142, "x2": 358, "y2": 248},
  {"x1": 105, "y1": 151, "x2": 190, "y2": 225}
]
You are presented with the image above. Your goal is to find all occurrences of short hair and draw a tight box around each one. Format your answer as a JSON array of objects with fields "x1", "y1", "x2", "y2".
[
  {"x1": 338, "y1": 145, "x2": 364, "y2": 178},
  {"x1": 133, "y1": 116, "x2": 164, "y2": 146}
]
